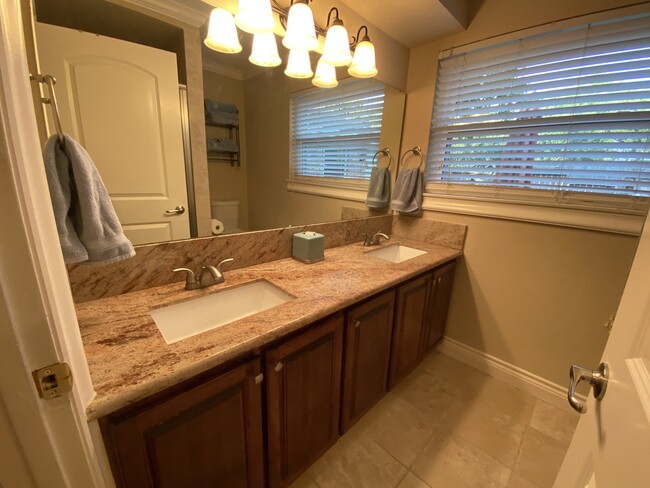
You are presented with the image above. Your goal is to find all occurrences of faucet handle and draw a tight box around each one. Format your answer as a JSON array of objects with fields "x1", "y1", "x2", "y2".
[
  {"x1": 173, "y1": 267, "x2": 199, "y2": 289},
  {"x1": 217, "y1": 258, "x2": 234, "y2": 274}
]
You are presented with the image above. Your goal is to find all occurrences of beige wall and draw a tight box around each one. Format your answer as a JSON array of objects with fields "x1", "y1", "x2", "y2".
[
  {"x1": 203, "y1": 70, "x2": 250, "y2": 231},
  {"x1": 402, "y1": 0, "x2": 647, "y2": 386},
  {"x1": 244, "y1": 69, "x2": 406, "y2": 230}
]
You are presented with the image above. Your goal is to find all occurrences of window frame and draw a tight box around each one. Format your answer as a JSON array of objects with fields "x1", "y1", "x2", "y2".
[
  {"x1": 422, "y1": 7, "x2": 650, "y2": 235},
  {"x1": 287, "y1": 78, "x2": 386, "y2": 199}
]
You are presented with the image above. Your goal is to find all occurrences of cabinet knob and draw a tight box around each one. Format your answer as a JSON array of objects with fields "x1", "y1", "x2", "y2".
[
  {"x1": 354, "y1": 320, "x2": 361, "y2": 328},
  {"x1": 437, "y1": 277, "x2": 442, "y2": 283},
  {"x1": 274, "y1": 362, "x2": 284, "y2": 372},
  {"x1": 254, "y1": 373, "x2": 264, "y2": 385}
]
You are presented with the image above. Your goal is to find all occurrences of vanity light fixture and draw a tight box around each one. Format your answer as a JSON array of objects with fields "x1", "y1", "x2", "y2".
[
  {"x1": 312, "y1": 58, "x2": 338, "y2": 88},
  {"x1": 348, "y1": 26, "x2": 378, "y2": 78},
  {"x1": 235, "y1": 0, "x2": 275, "y2": 34},
  {"x1": 204, "y1": 8, "x2": 242, "y2": 54},
  {"x1": 285, "y1": 49, "x2": 314, "y2": 78},
  {"x1": 321, "y1": 8, "x2": 352, "y2": 66},
  {"x1": 282, "y1": 0, "x2": 318, "y2": 51},
  {"x1": 204, "y1": 2, "x2": 378, "y2": 85},
  {"x1": 249, "y1": 32, "x2": 282, "y2": 67}
]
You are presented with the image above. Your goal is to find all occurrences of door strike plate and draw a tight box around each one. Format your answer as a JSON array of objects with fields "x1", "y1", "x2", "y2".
[{"x1": 32, "y1": 362, "x2": 73, "y2": 399}]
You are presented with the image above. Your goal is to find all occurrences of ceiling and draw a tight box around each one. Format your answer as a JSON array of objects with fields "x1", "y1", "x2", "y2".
[{"x1": 339, "y1": 0, "x2": 468, "y2": 48}]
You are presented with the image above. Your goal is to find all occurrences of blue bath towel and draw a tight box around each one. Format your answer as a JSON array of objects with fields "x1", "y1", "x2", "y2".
[
  {"x1": 42, "y1": 134, "x2": 135, "y2": 264},
  {"x1": 390, "y1": 167, "x2": 423, "y2": 214}
]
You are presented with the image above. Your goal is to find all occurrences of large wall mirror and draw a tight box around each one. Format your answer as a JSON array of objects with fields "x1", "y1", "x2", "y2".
[{"x1": 30, "y1": 0, "x2": 407, "y2": 246}]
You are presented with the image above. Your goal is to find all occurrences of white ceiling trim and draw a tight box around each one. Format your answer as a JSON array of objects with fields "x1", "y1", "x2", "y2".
[
  {"x1": 120, "y1": 0, "x2": 208, "y2": 27},
  {"x1": 203, "y1": 58, "x2": 244, "y2": 80}
]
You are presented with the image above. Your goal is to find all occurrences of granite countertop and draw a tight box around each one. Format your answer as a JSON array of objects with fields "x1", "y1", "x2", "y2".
[{"x1": 77, "y1": 238, "x2": 462, "y2": 420}]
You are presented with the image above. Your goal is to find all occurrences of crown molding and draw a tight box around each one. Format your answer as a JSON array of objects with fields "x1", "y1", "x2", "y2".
[
  {"x1": 203, "y1": 58, "x2": 244, "y2": 80},
  {"x1": 119, "y1": 0, "x2": 209, "y2": 27}
]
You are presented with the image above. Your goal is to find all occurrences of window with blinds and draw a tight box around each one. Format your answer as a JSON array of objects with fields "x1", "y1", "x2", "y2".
[
  {"x1": 290, "y1": 79, "x2": 385, "y2": 183},
  {"x1": 426, "y1": 13, "x2": 650, "y2": 212}
]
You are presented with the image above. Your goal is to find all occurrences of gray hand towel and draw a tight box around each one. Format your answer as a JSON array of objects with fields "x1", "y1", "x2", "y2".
[
  {"x1": 365, "y1": 167, "x2": 390, "y2": 208},
  {"x1": 390, "y1": 167, "x2": 423, "y2": 214},
  {"x1": 43, "y1": 134, "x2": 135, "y2": 265}
]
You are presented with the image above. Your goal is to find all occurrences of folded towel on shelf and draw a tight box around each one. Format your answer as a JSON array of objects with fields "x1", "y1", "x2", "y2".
[
  {"x1": 206, "y1": 112, "x2": 239, "y2": 127},
  {"x1": 42, "y1": 134, "x2": 135, "y2": 265},
  {"x1": 204, "y1": 99, "x2": 239, "y2": 114},
  {"x1": 390, "y1": 167, "x2": 423, "y2": 214},
  {"x1": 365, "y1": 167, "x2": 390, "y2": 208},
  {"x1": 207, "y1": 138, "x2": 239, "y2": 153}
]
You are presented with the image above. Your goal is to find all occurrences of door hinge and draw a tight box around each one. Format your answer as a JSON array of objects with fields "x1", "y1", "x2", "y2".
[{"x1": 32, "y1": 362, "x2": 73, "y2": 399}]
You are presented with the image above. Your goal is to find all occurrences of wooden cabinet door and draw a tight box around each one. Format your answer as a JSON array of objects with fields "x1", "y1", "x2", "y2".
[
  {"x1": 266, "y1": 314, "x2": 344, "y2": 488},
  {"x1": 421, "y1": 261, "x2": 457, "y2": 357},
  {"x1": 388, "y1": 275, "x2": 429, "y2": 389},
  {"x1": 341, "y1": 290, "x2": 395, "y2": 433},
  {"x1": 102, "y1": 359, "x2": 264, "y2": 488}
]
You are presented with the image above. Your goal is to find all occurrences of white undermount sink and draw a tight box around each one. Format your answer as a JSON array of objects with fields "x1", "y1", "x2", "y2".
[
  {"x1": 150, "y1": 280, "x2": 294, "y2": 344},
  {"x1": 367, "y1": 244, "x2": 427, "y2": 263}
]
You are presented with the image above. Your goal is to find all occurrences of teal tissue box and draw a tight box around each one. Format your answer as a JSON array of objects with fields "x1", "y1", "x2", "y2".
[{"x1": 292, "y1": 231, "x2": 324, "y2": 264}]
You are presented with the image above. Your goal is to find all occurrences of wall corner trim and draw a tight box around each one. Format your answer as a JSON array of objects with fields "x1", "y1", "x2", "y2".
[{"x1": 437, "y1": 336, "x2": 584, "y2": 413}]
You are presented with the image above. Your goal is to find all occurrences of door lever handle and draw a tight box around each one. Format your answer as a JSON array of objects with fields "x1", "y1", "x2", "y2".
[
  {"x1": 165, "y1": 205, "x2": 185, "y2": 215},
  {"x1": 568, "y1": 362, "x2": 609, "y2": 414}
]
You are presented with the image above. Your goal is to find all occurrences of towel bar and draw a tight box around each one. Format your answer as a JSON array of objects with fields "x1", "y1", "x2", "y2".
[{"x1": 30, "y1": 73, "x2": 65, "y2": 148}]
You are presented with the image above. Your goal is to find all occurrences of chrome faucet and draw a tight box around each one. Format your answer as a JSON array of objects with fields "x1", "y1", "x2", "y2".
[
  {"x1": 173, "y1": 258, "x2": 234, "y2": 290},
  {"x1": 363, "y1": 231, "x2": 390, "y2": 246}
]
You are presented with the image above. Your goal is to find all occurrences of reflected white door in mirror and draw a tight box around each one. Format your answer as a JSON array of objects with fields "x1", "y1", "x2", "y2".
[{"x1": 35, "y1": 22, "x2": 190, "y2": 245}]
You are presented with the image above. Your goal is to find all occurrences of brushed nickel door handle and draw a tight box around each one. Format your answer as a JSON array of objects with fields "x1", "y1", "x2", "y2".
[
  {"x1": 568, "y1": 362, "x2": 609, "y2": 414},
  {"x1": 165, "y1": 205, "x2": 185, "y2": 215}
]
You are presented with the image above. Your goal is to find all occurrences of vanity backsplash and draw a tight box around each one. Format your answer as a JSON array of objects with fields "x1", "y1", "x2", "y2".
[{"x1": 67, "y1": 214, "x2": 466, "y2": 303}]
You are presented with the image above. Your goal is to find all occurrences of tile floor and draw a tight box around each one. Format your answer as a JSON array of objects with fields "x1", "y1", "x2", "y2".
[{"x1": 289, "y1": 352, "x2": 579, "y2": 488}]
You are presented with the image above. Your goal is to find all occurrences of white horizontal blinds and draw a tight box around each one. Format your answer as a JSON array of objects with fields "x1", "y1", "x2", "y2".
[
  {"x1": 291, "y1": 79, "x2": 385, "y2": 182},
  {"x1": 426, "y1": 13, "x2": 650, "y2": 210}
]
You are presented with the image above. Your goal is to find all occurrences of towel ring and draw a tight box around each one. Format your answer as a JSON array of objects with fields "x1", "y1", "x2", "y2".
[
  {"x1": 368, "y1": 148, "x2": 392, "y2": 170},
  {"x1": 399, "y1": 146, "x2": 424, "y2": 170}
]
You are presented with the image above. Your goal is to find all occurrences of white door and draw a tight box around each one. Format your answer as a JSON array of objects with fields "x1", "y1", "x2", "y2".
[
  {"x1": 34, "y1": 22, "x2": 190, "y2": 245},
  {"x1": 554, "y1": 210, "x2": 650, "y2": 487}
]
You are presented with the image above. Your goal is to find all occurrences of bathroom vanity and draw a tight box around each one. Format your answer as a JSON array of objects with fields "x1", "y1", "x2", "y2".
[{"x1": 77, "y1": 235, "x2": 459, "y2": 488}]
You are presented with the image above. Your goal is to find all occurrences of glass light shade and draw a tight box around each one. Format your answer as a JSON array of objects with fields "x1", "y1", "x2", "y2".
[
  {"x1": 282, "y1": 2, "x2": 318, "y2": 51},
  {"x1": 204, "y1": 8, "x2": 242, "y2": 54},
  {"x1": 321, "y1": 23, "x2": 352, "y2": 66},
  {"x1": 312, "y1": 58, "x2": 338, "y2": 88},
  {"x1": 348, "y1": 40, "x2": 378, "y2": 78},
  {"x1": 249, "y1": 33, "x2": 282, "y2": 67},
  {"x1": 235, "y1": 0, "x2": 274, "y2": 34},
  {"x1": 284, "y1": 49, "x2": 313, "y2": 79}
]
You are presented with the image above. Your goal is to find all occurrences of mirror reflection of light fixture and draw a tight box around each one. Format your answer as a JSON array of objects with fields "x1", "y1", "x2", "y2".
[
  {"x1": 321, "y1": 8, "x2": 351, "y2": 67},
  {"x1": 235, "y1": 0, "x2": 275, "y2": 34},
  {"x1": 204, "y1": 8, "x2": 243, "y2": 54},
  {"x1": 348, "y1": 26, "x2": 378, "y2": 78},
  {"x1": 282, "y1": 0, "x2": 318, "y2": 51},
  {"x1": 204, "y1": 2, "x2": 378, "y2": 84},
  {"x1": 285, "y1": 49, "x2": 313, "y2": 78},
  {"x1": 312, "y1": 58, "x2": 338, "y2": 88},
  {"x1": 249, "y1": 33, "x2": 282, "y2": 67}
]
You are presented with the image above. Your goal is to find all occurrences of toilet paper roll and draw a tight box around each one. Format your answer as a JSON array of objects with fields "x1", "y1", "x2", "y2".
[{"x1": 211, "y1": 219, "x2": 224, "y2": 235}]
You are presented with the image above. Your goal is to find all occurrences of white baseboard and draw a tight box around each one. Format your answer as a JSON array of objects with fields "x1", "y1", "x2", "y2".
[{"x1": 437, "y1": 336, "x2": 583, "y2": 413}]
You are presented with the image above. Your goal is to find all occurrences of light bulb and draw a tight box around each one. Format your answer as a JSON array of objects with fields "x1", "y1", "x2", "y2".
[
  {"x1": 249, "y1": 32, "x2": 282, "y2": 67},
  {"x1": 204, "y1": 8, "x2": 242, "y2": 54},
  {"x1": 282, "y1": 2, "x2": 318, "y2": 51},
  {"x1": 348, "y1": 39, "x2": 377, "y2": 78},
  {"x1": 322, "y1": 23, "x2": 352, "y2": 66},
  {"x1": 312, "y1": 58, "x2": 338, "y2": 88},
  {"x1": 284, "y1": 49, "x2": 313, "y2": 79},
  {"x1": 235, "y1": 0, "x2": 275, "y2": 34}
]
